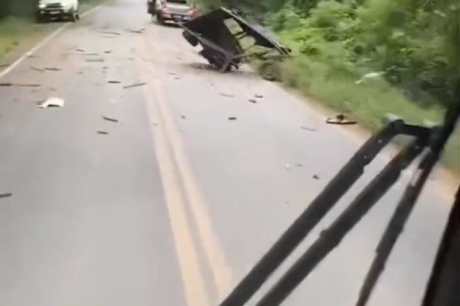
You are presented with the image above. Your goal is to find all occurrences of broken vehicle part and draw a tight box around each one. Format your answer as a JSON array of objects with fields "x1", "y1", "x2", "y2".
[
  {"x1": 181, "y1": 7, "x2": 290, "y2": 72},
  {"x1": 0, "y1": 193, "x2": 13, "y2": 199},
  {"x1": 326, "y1": 114, "x2": 357, "y2": 125},
  {"x1": 38, "y1": 97, "x2": 65, "y2": 109},
  {"x1": 0, "y1": 82, "x2": 41, "y2": 88},
  {"x1": 123, "y1": 82, "x2": 146, "y2": 89},
  {"x1": 102, "y1": 116, "x2": 119, "y2": 123}
]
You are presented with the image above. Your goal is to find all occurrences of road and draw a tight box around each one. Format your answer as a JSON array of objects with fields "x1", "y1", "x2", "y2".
[{"x1": 0, "y1": 1, "x2": 456, "y2": 306}]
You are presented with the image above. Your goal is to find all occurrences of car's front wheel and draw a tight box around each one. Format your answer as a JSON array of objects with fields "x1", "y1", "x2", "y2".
[
  {"x1": 156, "y1": 12, "x2": 165, "y2": 25},
  {"x1": 69, "y1": 8, "x2": 79, "y2": 22}
]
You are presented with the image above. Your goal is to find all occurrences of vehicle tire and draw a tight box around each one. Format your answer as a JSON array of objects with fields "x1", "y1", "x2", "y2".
[
  {"x1": 183, "y1": 31, "x2": 199, "y2": 47},
  {"x1": 69, "y1": 9, "x2": 78, "y2": 22},
  {"x1": 156, "y1": 13, "x2": 164, "y2": 25}
]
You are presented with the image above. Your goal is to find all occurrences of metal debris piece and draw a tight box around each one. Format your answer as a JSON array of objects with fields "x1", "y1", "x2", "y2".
[
  {"x1": 228, "y1": 116, "x2": 238, "y2": 121},
  {"x1": 123, "y1": 82, "x2": 146, "y2": 89},
  {"x1": 182, "y1": 7, "x2": 290, "y2": 72},
  {"x1": 326, "y1": 114, "x2": 357, "y2": 125},
  {"x1": 16, "y1": 83, "x2": 41, "y2": 88},
  {"x1": 301, "y1": 126, "x2": 317, "y2": 132},
  {"x1": 126, "y1": 27, "x2": 145, "y2": 34},
  {"x1": 255, "y1": 94, "x2": 264, "y2": 99},
  {"x1": 355, "y1": 71, "x2": 385, "y2": 85},
  {"x1": 220, "y1": 93, "x2": 235, "y2": 98},
  {"x1": 76, "y1": 48, "x2": 86, "y2": 52},
  {"x1": 102, "y1": 116, "x2": 119, "y2": 123},
  {"x1": 97, "y1": 131, "x2": 109, "y2": 135},
  {"x1": 249, "y1": 99, "x2": 257, "y2": 103},
  {"x1": 31, "y1": 66, "x2": 45, "y2": 72},
  {"x1": 313, "y1": 174, "x2": 320, "y2": 180},
  {"x1": 97, "y1": 30, "x2": 121, "y2": 36},
  {"x1": 44, "y1": 67, "x2": 61, "y2": 71},
  {"x1": 0, "y1": 193, "x2": 12, "y2": 199},
  {"x1": 104, "y1": 50, "x2": 112, "y2": 54},
  {"x1": 86, "y1": 58, "x2": 105, "y2": 63},
  {"x1": 108, "y1": 80, "x2": 121, "y2": 84},
  {"x1": 0, "y1": 82, "x2": 41, "y2": 88},
  {"x1": 37, "y1": 97, "x2": 65, "y2": 109},
  {"x1": 181, "y1": 115, "x2": 187, "y2": 120}
]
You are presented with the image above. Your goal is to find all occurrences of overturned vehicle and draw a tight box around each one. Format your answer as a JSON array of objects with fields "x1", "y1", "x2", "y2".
[{"x1": 181, "y1": 7, "x2": 290, "y2": 73}]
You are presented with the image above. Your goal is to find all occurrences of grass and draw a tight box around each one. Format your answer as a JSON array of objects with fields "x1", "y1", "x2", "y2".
[
  {"x1": 263, "y1": 38, "x2": 460, "y2": 174},
  {"x1": 0, "y1": 17, "x2": 47, "y2": 62},
  {"x1": 0, "y1": 0, "x2": 105, "y2": 64}
]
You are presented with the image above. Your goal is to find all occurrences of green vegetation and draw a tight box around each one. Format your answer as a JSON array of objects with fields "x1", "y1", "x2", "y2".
[
  {"x1": 197, "y1": 0, "x2": 460, "y2": 173},
  {"x1": 0, "y1": 0, "x2": 102, "y2": 62}
]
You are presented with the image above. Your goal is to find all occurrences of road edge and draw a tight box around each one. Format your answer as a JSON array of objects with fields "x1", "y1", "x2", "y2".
[{"x1": 0, "y1": 3, "x2": 104, "y2": 79}]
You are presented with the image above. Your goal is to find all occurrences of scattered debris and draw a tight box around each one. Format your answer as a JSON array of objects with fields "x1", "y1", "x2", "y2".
[
  {"x1": 102, "y1": 116, "x2": 119, "y2": 123},
  {"x1": 37, "y1": 97, "x2": 65, "y2": 109},
  {"x1": 97, "y1": 30, "x2": 121, "y2": 36},
  {"x1": 17, "y1": 83, "x2": 41, "y2": 88},
  {"x1": 355, "y1": 71, "x2": 385, "y2": 85},
  {"x1": 255, "y1": 94, "x2": 264, "y2": 99},
  {"x1": 44, "y1": 67, "x2": 61, "y2": 72},
  {"x1": 104, "y1": 50, "x2": 112, "y2": 54},
  {"x1": 85, "y1": 58, "x2": 105, "y2": 63},
  {"x1": 0, "y1": 82, "x2": 41, "y2": 88},
  {"x1": 0, "y1": 193, "x2": 12, "y2": 199},
  {"x1": 228, "y1": 116, "x2": 238, "y2": 121},
  {"x1": 30, "y1": 66, "x2": 45, "y2": 72},
  {"x1": 181, "y1": 115, "x2": 187, "y2": 120},
  {"x1": 97, "y1": 131, "x2": 109, "y2": 135},
  {"x1": 84, "y1": 52, "x2": 99, "y2": 56},
  {"x1": 249, "y1": 99, "x2": 258, "y2": 104},
  {"x1": 123, "y1": 82, "x2": 146, "y2": 89},
  {"x1": 75, "y1": 48, "x2": 86, "y2": 53},
  {"x1": 313, "y1": 174, "x2": 320, "y2": 180},
  {"x1": 126, "y1": 27, "x2": 145, "y2": 34},
  {"x1": 296, "y1": 163, "x2": 304, "y2": 168},
  {"x1": 326, "y1": 114, "x2": 357, "y2": 125},
  {"x1": 301, "y1": 126, "x2": 317, "y2": 132},
  {"x1": 108, "y1": 80, "x2": 121, "y2": 84},
  {"x1": 174, "y1": 76, "x2": 181, "y2": 80},
  {"x1": 220, "y1": 93, "x2": 235, "y2": 98}
]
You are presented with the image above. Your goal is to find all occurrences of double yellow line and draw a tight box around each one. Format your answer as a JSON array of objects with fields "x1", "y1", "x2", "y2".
[{"x1": 136, "y1": 31, "x2": 233, "y2": 306}]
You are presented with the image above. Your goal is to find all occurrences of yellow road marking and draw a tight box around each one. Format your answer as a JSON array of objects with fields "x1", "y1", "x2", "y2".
[
  {"x1": 136, "y1": 31, "x2": 233, "y2": 304},
  {"x1": 138, "y1": 59, "x2": 211, "y2": 306}
]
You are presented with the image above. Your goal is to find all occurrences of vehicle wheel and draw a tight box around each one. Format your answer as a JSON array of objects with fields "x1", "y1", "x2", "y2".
[
  {"x1": 156, "y1": 13, "x2": 164, "y2": 25},
  {"x1": 183, "y1": 31, "x2": 199, "y2": 47},
  {"x1": 69, "y1": 9, "x2": 80, "y2": 22}
]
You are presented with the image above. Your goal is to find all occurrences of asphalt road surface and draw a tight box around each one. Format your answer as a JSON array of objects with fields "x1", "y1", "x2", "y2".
[{"x1": 0, "y1": 1, "x2": 457, "y2": 306}]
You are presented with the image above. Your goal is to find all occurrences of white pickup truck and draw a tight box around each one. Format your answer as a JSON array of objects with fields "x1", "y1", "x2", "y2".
[{"x1": 36, "y1": 0, "x2": 80, "y2": 22}]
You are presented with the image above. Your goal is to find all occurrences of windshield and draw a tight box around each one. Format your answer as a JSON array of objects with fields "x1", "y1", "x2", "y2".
[{"x1": 0, "y1": 0, "x2": 458, "y2": 306}]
